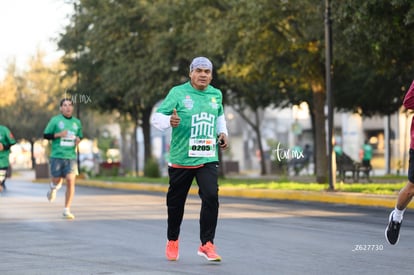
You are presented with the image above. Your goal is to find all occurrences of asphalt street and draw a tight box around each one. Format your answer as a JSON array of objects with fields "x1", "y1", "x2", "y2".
[{"x1": 1, "y1": 175, "x2": 414, "y2": 275}]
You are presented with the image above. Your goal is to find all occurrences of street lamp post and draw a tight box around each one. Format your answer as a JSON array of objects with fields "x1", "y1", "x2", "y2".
[{"x1": 325, "y1": 0, "x2": 335, "y2": 190}]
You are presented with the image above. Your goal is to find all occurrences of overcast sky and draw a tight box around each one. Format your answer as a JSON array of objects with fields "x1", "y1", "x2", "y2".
[{"x1": 0, "y1": 0, "x2": 73, "y2": 79}]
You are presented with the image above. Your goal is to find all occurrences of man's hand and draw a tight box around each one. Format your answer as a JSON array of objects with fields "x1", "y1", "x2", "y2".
[
  {"x1": 170, "y1": 108, "x2": 181, "y2": 128},
  {"x1": 218, "y1": 133, "x2": 229, "y2": 150},
  {"x1": 0, "y1": 143, "x2": 4, "y2": 151},
  {"x1": 75, "y1": 137, "x2": 81, "y2": 146},
  {"x1": 57, "y1": 130, "x2": 68, "y2": 138}
]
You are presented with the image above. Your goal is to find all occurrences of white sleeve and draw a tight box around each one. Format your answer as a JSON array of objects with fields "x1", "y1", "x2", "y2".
[
  {"x1": 151, "y1": 112, "x2": 171, "y2": 131},
  {"x1": 216, "y1": 114, "x2": 228, "y2": 136}
]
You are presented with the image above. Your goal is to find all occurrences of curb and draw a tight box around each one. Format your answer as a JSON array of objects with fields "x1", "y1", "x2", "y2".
[
  {"x1": 218, "y1": 187, "x2": 398, "y2": 208},
  {"x1": 59, "y1": 179, "x2": 402, "y2": 209}
]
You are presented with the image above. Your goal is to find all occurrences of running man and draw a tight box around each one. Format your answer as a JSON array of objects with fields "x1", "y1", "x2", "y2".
[
  {"x1": 361, "y1": 139, "x2": 373, "y2": 168},
  {"x1": 151, "y1": 56, "x2": 229, "y2": 262},
  {"x1": 43, "y1": 98, "x2": 83, "y2": 219},
  {"x1": 0, "y1": 125, "x2": 16, "y2": 192},
  {"x1": 386, "y1": 80, "x2": 414, "y2": 244}
]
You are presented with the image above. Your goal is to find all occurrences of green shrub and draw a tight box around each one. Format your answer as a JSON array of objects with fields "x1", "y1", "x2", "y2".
[
  {"x1": 99, "y1": 162, "x2": 120, "y2": 177},
  {"x1": 144, "y1": 158, "x2": 161, "y2": 178}
]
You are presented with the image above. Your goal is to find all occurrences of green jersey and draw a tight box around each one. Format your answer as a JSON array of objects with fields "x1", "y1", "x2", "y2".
[
  {"x1": 156, "y1": 82, "x2": 224, "y2": 166},
  {"x1": 0, "y1": 125, "x2": 16, "y2": 168},
  {"x1": 44, "y1": 114, "x2": 83, "y2": 159}
]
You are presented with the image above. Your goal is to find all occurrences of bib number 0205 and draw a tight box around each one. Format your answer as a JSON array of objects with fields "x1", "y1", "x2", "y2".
[{"x1": 188, "y1": 138, "x2": 216, "y2": 157}]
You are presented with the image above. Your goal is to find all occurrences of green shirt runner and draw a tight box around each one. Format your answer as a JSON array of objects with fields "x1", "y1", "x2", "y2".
[
  {"x1": 44, "y1": 114, "x2": 83, "y2": 160},
  {"x1": 155, "y1": 81, "x2": 225, "y2": 166},
  {"x1": 0, "y1": 125, "x2": 17, "y2": 168}
]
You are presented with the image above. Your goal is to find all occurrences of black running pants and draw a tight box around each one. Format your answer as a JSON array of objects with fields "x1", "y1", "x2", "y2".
[{"x1": 166, "y1": 162, "x2": 219, "y2": 245}]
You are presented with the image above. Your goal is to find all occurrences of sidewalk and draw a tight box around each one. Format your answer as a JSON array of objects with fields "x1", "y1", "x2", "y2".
[{"x1": 12, "y1": 169, "x2": 36, "y2": 181}]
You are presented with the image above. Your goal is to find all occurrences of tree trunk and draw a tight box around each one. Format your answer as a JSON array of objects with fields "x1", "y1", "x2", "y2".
[
  {"x1": 120, "y1": 118, "x2": 133, "y2": 175},
  {"x1": 132, "y1": 116, "x2": 139, "y2": 176},
  {"x1": 312, "y1": 82, "x2": 328, "y2": 183},
  {"x1": 252, "y1": 110, "x2": 266, "y2": 176},
  {"x1": 30, "y1": 139, "x2": 36, "y2": 169},
  {"x1": 233, "y1": 108, "x2": 267, "y2": 175},
  {"x1": 306, "y1": 99, "x2": 317, "y2": 175},
  {"x1": 142, "y1": 107, "x2": 153, "y2": 168}
]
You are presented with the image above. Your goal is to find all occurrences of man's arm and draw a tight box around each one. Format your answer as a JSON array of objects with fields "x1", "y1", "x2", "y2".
[
  {"x1": 151, "y1": 112, "x2": 172, "y2": 131},
  {"x1": 43, "y1": 133, "x2": 55, "y2": 140},
  {"x1": 217, "y1": 114, "x2": 229, "y2": 149},
  {"x1": 43, "y1": 131, "x2": 68, "y2": 140},
  {"x1": 403, "y1": 80, "x2": 414, "y2": 110},
  {"x1": 1, "y1": 144, "x2": 13, "y2": 150},
  {"x1": 216, "y1": 115, "x2": 228, "y2": 136},
  {"x1": 0, "y1": 128, "x2": 16, "y2": 150}
]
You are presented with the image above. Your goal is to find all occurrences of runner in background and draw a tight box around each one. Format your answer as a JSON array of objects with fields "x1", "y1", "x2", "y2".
[
  {"x1": 361, "y1": 139, "x2": 373, "y2": 168},
  {"x1": 43, "y1": 98, "x2": 83, "y2": 219},
  {"x1": 386, "y1": 80, "x2": 414, "y2": 245},
  {"x1": 0, "y1": 125, "x2": 16, "y2": 192}
]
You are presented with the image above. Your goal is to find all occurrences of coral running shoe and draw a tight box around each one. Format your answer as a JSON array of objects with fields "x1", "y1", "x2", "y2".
[
  {"x1": 166, "y1": 240, "x2": 179, "y2": 261},
  {"x1": 197, "y1": 241, "x2": 221, "y2": 261}
]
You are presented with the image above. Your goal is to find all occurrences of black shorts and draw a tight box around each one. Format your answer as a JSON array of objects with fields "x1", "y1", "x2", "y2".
[{"x1": 408, "y1": 149, "x2": 414, "y2": 183}]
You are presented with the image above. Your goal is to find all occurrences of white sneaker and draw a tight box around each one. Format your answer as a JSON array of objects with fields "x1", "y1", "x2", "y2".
[
  {"x1": 62, "y1": 210, "x2": 75, "y2": 220},
  {"x1": 47, "y1": 183, "x2": 62, "y2": 202},
  {"x1": 47, "y1": 189, "x2": 57, "y2": 202}
]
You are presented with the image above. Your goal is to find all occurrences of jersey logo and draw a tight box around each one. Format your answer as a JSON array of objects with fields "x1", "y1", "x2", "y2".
[
  {"x1": 183, "y1": 96, "x2": 194, "y2": 110},
  {"x1": 191, "y1": 112, "x2": 215, "y2": 137},
  {"x1": 210, "y1": 97, "x2": 218, "y2": 109}
]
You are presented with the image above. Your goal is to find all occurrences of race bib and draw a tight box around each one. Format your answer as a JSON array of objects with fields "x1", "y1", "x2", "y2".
[
  {"x1": 188, "y1": 138, "x2": 216, "y2": 157},
  {"x1": 60, "y1": 135, "x2": 76, "y2": 147}
]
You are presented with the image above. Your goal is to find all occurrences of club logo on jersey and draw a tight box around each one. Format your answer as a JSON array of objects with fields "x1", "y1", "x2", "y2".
[
  {"x1": 191, "y1": 112, "x2": 215, "y2": 137},
  {"x1": 183, "y1": 95, "x2": 194, "y2": 110},
  {"x1": 72, "y1": 123, "x2": 79, "y2": 131},
  {"x1": 58, "y1": 121, "x2": 65, "y2": 129},
  {"x1": 210, "y1": 97, "x2": 218, "y2": 109}
]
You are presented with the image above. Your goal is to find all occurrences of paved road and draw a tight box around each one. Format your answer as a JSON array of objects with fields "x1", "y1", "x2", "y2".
[{"x1": 1, "y1": 177, "x2": 413, "y2": 275}]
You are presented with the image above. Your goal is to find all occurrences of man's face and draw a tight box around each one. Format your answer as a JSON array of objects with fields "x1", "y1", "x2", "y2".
[
  {"x1": 60, "y1": 100, "x2": 74, "y2": 117},
  {"x1": 189, "y1": 68, "x2": 212, "y2": 90}
]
